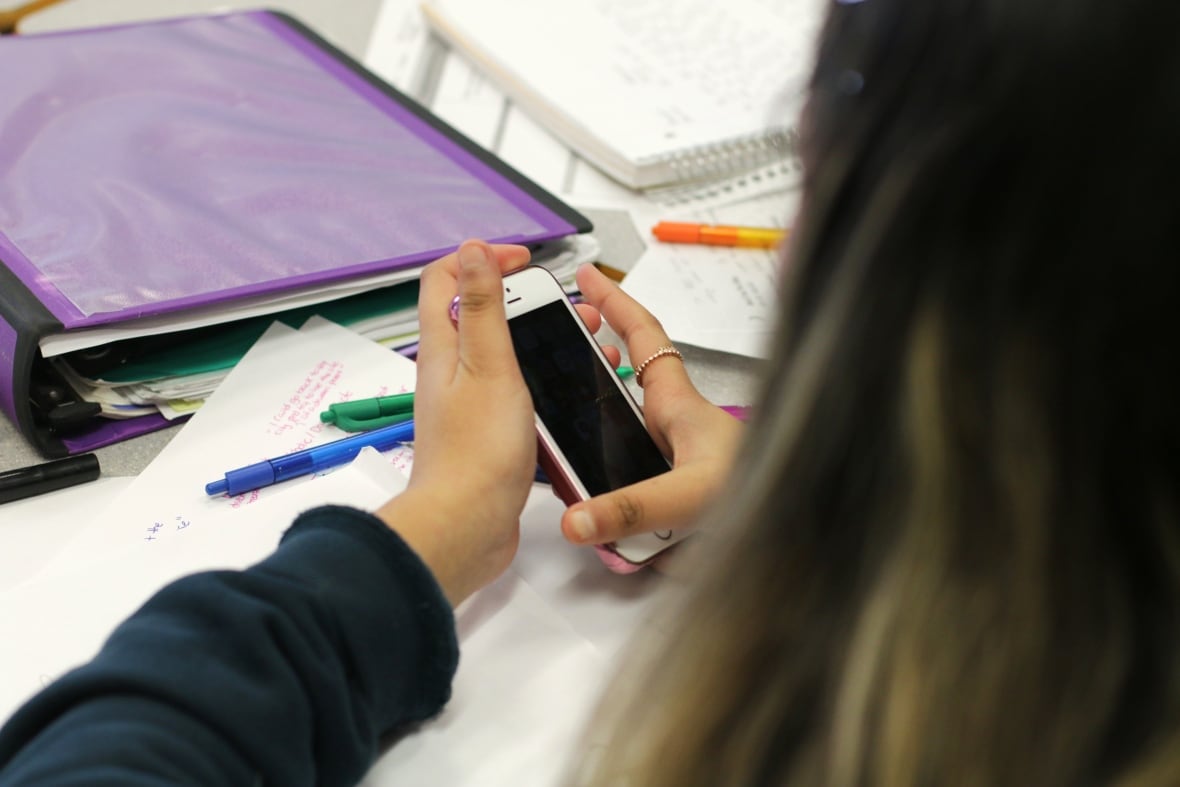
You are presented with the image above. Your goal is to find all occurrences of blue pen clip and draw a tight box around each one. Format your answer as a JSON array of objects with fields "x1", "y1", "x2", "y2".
[{"x1": 205, "y1": 419, "x2": 416, "y2": 497}]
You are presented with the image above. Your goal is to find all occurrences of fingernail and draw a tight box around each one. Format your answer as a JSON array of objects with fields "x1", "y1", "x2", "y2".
[
  {"x1": 568, "y1": 510, "x2": 596, "y2": 542},
  {"x1": 458, "y1": 242, "x2": 487, "y2": 271}
]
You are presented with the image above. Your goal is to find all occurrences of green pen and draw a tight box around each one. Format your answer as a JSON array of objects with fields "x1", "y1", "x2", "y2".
[
  {"x1": 322, "y1": 367, "x2": 632, "y2": 433},
  {"x1": 320, "y1": 393, "x2": 415, "y2": 432}
]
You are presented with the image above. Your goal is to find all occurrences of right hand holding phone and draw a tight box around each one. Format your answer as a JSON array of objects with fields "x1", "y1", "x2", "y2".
[{"x1": 559, "y1": 264, "x2": 745, "y2": 558}]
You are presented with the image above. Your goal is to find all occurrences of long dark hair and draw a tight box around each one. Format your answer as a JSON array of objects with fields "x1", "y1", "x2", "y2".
[{"x1": 577, "y1": 1, "x2": 1180, "y2": 784}]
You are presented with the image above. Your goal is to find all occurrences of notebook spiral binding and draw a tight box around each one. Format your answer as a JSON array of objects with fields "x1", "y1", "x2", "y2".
[
  {"x1": 644, "y1": 127, "x2": 799, "y2": 186},
  {"x1": 646, "y1": 156, "x2": 804, "y2": 210}
]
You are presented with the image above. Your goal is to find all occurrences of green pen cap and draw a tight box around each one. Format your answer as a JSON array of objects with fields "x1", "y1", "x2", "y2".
[{"x1": 320, "y1": 393, "x2": 415, "y2": 426}]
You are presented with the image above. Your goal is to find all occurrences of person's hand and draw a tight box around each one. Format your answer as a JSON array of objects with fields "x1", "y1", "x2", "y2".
[
  {"x1": 374, "y1": 240, "x2": 533, "y2": 606},
  {"x1": 559, "y1": 263, "x2": 744, "y2": 553}
]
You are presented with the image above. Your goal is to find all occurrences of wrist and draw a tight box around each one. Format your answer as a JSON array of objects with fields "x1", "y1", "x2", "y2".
[
  {"x1": 374, "y1": 486, "x2": 514, "y2": 606},
  {"x1": 373, "y1": 490, "x2": 465, "y2": 605}
]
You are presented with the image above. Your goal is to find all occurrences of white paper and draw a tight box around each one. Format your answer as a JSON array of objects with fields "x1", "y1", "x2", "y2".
[
  {"x1": 418, "y1": 0, "x2": 820, "y2": 187},
  {"x1": 0, "y1": 477, "x2": 133, "y2": 593},
  {"x1": 0, "y1": 469, "x2": 667, "y2": 787},
  {"x1": 42, "y1": 317, "x2": 416, "y2": 573},
  {"x1": 366, "y1": 489, "x2": 668, "y2": 786},
  {"x1": 620, "y1": 191, "x2": 802, "y2": 358},
  {"x1": 0, "y1": 449, "x2": 408, "y2": 722}
]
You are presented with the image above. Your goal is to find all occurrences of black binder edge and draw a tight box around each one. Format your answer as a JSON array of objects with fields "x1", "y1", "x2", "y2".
[{"x1": 0, "y1": 263, "x2": 83, "y2": 458}]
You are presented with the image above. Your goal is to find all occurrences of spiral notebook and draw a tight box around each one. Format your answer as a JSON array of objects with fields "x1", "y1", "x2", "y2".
[{"x1": 420, "y1": 0, "x2": 825, "y2": 190}]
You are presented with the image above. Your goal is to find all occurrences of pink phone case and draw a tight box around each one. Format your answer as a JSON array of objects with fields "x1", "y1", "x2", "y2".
[
  {"x1": 453, "y1": 293, "x2": 659, "y2": 574},
  {"x1": 534, "y1": 438, "x2": 654, "y2": 574}
]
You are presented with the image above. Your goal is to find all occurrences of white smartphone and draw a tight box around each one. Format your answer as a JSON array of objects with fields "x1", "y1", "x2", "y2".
[{"x1": 500, "y1": 265, "x2": 690, "y2": 568}]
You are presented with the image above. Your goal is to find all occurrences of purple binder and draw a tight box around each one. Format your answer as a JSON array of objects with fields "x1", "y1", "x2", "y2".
[{"x1": 0, "y1": 10, "x2": 590, "y2": 457}]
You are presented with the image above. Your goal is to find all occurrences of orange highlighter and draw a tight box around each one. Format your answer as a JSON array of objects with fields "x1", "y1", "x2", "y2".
[{"x1": 652, "y1": 221, "x2": 787, "y2": 249}]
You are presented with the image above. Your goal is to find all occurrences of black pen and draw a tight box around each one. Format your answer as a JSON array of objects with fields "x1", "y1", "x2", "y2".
[{"x1": 0, "y1": 454, "x2": 101, "y2": 504}]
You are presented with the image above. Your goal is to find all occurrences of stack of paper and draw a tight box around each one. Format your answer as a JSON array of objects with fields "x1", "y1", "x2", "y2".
[{"x1": 45, "y1": 235, "x2": 599, "y2": 420}]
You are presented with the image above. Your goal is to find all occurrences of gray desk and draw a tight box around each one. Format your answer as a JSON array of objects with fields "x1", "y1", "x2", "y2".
[
  {"x1": 0, "y1": 2, "x2": 762, "y2": 475},
  {"x1": 19, "y1": 1, "x2": 380, "y2": 54}
]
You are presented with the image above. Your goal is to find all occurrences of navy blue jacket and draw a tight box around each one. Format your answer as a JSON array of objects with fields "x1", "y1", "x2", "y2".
[{"x1": 0, "y1": 505, "x2": 459, "y2": 786}]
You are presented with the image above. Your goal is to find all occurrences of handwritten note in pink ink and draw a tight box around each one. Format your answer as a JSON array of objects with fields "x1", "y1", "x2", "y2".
[
  {"x1": 266, "y1": 360, "x2": 344, "y2": 438},
  {"x1": 43, "y1": 316, "x2": 419, "y2": 569}
]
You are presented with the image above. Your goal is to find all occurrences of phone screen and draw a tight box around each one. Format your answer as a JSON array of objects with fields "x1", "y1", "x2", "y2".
[{"x1": 508, "y1": 301, "x2": 669, "y2": 495}]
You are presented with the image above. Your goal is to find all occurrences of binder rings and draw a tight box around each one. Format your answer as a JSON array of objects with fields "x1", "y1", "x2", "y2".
[{"x1": 0, "y1": 10, "x2": 590, "y2": 458}]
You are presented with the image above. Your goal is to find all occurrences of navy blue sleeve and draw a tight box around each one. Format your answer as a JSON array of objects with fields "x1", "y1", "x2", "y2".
[{"x1": 0, "y1": 505, "x2": 459, "y2": 787}]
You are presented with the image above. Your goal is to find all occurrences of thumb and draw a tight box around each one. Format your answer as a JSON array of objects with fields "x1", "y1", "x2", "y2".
[
  {"x1": 454, "y1": 240, "x2": 517, "y2": 375},
  {"x1": 559, "y1": 470, "x2": 707, "y2": 546}
]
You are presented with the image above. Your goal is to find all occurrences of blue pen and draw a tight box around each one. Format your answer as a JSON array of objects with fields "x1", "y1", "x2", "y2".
[{"x1": 204, "y1": 419, "x2": 415, "y2": 497}]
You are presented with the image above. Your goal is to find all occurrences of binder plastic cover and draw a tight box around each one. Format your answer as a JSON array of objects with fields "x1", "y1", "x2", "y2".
[{"x1": 0, "y1": 10, "x2": 591, "y2": 457}]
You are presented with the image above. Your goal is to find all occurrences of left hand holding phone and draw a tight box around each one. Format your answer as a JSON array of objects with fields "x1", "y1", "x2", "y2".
[
  {"x1": 559, "y1": 264, "x2": 745, "y2": 560},
  {"x1": 373, "y1": 240, "x2": 534, "y2": 606}
]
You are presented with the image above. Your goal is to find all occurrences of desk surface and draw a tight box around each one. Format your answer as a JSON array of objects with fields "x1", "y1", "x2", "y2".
[{"x1": 0, "y1": 0, "x2": 763, "y2": 474}]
